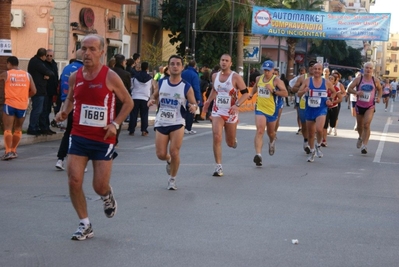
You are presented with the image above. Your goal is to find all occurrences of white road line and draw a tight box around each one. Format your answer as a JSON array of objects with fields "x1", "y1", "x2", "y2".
[{"x1": 373, "y1": 117, "x2": 392, "y2": 163}]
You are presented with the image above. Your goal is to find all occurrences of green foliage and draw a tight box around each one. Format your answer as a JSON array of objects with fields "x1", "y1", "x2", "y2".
[{"x1": 142, "y1": 33, "x2": 164, "y2": 72}]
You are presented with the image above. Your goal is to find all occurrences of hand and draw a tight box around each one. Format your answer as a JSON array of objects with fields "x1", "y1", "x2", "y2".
[
  {"x1": 189, "y1": 104, "x2": 197, "y2": 114},
  {"x1": 375, "y1": 97, "x2": 380, "y2": 103},
  {"x1": 248, "y1": 94, "x2": 253, "y2": 100},
  {"x1": 147, "y1": 99, "x2": 155, "y2": 107},
  {"x1": 55, "y1": 111, "x2": 68, "y2": 122},
  {"x1": 229, "y1": 104, "x2": 239, "y2": 115},
  {"x1": 44, "y1": 75, "x2": 49, "y2": 80},
  {"x1": 103, "y1": 124, "x2": 117, "y2": 140}
]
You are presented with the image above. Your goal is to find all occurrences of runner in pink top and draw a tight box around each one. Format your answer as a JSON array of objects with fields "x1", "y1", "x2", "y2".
[{"x1": 347, "y1": 62, "x2": 382, "y2": 154}]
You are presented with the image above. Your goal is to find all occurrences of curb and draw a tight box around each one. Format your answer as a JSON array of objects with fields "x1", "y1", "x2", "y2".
[{"x1": 0, "y1": 118, "x2": 155, "y2": 150}]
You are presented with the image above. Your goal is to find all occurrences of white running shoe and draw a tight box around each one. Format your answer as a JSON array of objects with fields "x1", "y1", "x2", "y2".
[
  {"x1": 188, "y1": 130, "x2": 196, "y2": 134},
  {"x1": 56, "y1": 159, "x2": 64, "y2": 170},
  {"x1": 167, "y1": 178, "x2": 177, "y2": 190},
  {"x1": 307, "y1": 150, "x2": 316, "y2": 162},
  {"x1": 333, "y1": 128, "x2": 337, "y2": 136},
  {"x1": 184, "y1": 129, "x2": 189, "y2": 134},
  {"x1": 213, "y1": 165, "x2": 223, "y2": 177},
  {"x1": 316, "y1": 146, "x2": 323, "y2": 158},
  {"x1": 101, "y1": 187, "x2": 117, "y2": 218},
  {"x1": 303, "y1": 142, "x2": 310, "y2": 154},
  {"x1": 71, "y1": 223, "x2": 94, "y2": 241},
  {"x1": 327, "y1": 127, "x2": 332, "y2": 135},
  {"x1": 269, "y1": 140, "x2": 275, "y2": 156}
]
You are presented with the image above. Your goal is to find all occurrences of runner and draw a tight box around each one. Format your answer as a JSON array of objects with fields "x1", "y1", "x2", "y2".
[
  {"x1": 347, "y1": 62, "x2": 382, "y2": 154},
  {"x1": 202, "y1": 54, "x2": 248, "y2": 176},
  {"x1": 290, "y1": 60, "x2": 317, "y2": 154},
  {"x1": 298, "y1": 63, "x2": 336, "y2": 162},
  {"x1": 148, "y1": 55, "x2": 198, "y2": 190},
  {"x1": 0, "y1": 56, "x2": 37, "y2": 160},
  {"x1": 248, "y1": 60, "x2": 288, "y2": 166},
  {"x1": 382, "y1": 78, "x2": 391, "y2": 112}
]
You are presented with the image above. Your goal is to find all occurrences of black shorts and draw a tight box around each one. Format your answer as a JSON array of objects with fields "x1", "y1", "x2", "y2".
[
  {"x1": 355, "y1": 105, "x2": 375, "y2": 115},
  {"x1": 154, "y1": 124, "x2": 184, "y2": 135}
]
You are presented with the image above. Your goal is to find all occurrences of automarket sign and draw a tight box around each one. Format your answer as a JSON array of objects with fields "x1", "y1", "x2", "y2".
[{"x1": 252, "y1": 6, "x2": 390, "y2": 41}]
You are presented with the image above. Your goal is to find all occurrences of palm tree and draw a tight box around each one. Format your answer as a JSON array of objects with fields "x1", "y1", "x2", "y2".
[
  {"x1": 0, "y1": 0, "x2": 12, "y2": 131},
  {"x1": 281, "y1": 0, "x2": 324, "y2": 79}
]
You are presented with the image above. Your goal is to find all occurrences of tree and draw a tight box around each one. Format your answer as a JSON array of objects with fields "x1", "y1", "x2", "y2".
[
  {"x1": 142, "y1": 33, "x2": 165, "y2": 72},
  {"x1": 280, "y1": 0, "x2": 325, "y2": 80},
  {"x1": 0, "y1": 0, "x2": 12, "y2": 132}
]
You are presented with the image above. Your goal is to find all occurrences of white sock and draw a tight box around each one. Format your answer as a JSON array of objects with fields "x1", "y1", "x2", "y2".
[{"x1": 80, "y1": 217, "x2": 90, "y2": 226}]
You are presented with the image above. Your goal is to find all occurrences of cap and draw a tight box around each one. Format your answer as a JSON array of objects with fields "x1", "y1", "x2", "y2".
[{"x1": 261, "y1": 60, "x2": 274, "y2": 71}]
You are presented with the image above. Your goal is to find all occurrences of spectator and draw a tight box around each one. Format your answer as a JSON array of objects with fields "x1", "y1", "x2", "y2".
[
  {"x1": 182, "y1": 60, "x2": 201, "y2": 132},
  {"x1": 129, "y1": 53, "x2": 141, "y2": 78},
  {"x1": 128, "y1": 61, "x2": 154, "y2": 136},
  {"x1": 112, "y1": 54, "x2": 132, "y2": 145},
  {"x1": 154, "y1": 66, "x2": 164, "y2": 81},
  {"x1": 249, "y1": 68, "x2": 260, "y2": 87},
  {"x1": 280, "y1": 73, "x2": 291, "y2": 107},
  {"x1": 198, "y1": 70, "x2": 211, "y2": 121},
  {"x1": 43, "y1": 49, "x2": 59, "y2": 135},
  {"x1": 27, "y1": 48, "x2": 54, "y2": 136}
]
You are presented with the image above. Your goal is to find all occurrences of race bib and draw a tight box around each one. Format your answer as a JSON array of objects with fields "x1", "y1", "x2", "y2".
[
  {"x1": 158, "y1": 107, "x2": 177, "y2": 122},
  {"x1": 258, "y1": 87, "x2": 271, "y2": 98},
  {"x1": 308, "y1": 97, "x2": 321, "y2": 107},
  {"x1": 79, "y1": 104, "x2": 107, "y2": 127},
  {"x1": 359, "y1": 92, "x2": 371, "y2": 102},
  {"x1": 216, "y1": 95, "x2": 231, "y2": 109}
]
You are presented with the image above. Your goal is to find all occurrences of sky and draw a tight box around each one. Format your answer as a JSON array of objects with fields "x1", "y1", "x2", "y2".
[{"x1": 370, "y1": 0, "x2": 398, "y2": 33}]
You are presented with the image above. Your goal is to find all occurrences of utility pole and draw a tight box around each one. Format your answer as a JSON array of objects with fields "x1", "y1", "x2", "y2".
[
  {"x1": 229, "y1": 0, "x2": 234, "y2": 56},
  {"x1": 185, "y1": 0, "x2": 191, "y2": 62},
  {"x1": 137, "y1": 0, "x2": 144, "y2": 54},
  {"x1": 191, "y1": 0, "x2": 197, "y2": 60}
]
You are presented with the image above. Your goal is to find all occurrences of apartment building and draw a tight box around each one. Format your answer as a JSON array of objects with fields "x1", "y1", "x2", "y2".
[
  {"x1": 383, "y1": 33, "x2": 399, "y2": 79},
  {"x1": 10, "y1": 0, "x2": 163, "y2": 69}
]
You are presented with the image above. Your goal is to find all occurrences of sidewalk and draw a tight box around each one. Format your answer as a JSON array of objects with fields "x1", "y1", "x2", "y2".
[{"x1": 0, "y1": 108, "x2": 156, "y2": 150}]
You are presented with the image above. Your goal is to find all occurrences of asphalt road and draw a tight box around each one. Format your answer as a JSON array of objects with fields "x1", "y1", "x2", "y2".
[{"x1": 1, "y1": 99, "x2": 399, "y2": 267}]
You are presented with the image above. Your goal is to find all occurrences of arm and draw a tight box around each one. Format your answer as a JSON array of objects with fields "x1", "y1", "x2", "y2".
[
  {"x1": 186, "y1": 87, "x2": 198, "y2": 114},
  {"x1": 28, "y1": 73, "x2": 37, "y2": 97},
  {"x1": 326, "y1": 80, "x2": 336, "y2": 106},
  {"x1": 339, "y1": 83, "x2": 346, "y2": 97},
  {"x1": 232, "y1": 73, "x2": 249, "y2": 109},
  {"x1": 148, "y1": 80, "x2": 159, "y2": 107},
  {"x1": 297, "y1": 78, "x2": 310, "y2": 98},
  {"x1": 248, "y1": 76, "x2": 260, "y2": 99},
  {"x1": 374, "y1": 78, "x2": 382, "y2": 103},
  {"x1": 347, "y1": 76, "x2": 360, "y2": 95},
  {"x1": 203, "y1": 73, "x2": 218, "y2": 111},
  {"x1": 290, "y1": 75, "x2": 304, "y2": 94},
  {"x1": 274, "y1": 77, "x2": 288, "y2": 97}
]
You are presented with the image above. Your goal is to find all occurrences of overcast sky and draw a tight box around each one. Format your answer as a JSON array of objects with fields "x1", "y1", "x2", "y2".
[{"x1": 370, "y1": 0, "x2": 398, "y2": 33}]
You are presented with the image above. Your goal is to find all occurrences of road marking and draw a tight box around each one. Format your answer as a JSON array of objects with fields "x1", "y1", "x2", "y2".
[{"x1": 373, "y1": 117, "x2": 391, "y2": 163}]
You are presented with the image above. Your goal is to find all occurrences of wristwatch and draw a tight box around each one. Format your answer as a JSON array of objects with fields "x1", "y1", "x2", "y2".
[{"x1": 111, "y1": 121, "x2": 120, "y2": 130}]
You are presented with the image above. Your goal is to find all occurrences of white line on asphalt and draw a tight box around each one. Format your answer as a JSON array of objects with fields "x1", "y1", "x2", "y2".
[{"x1": 373, "y1": 117, "x2": 392, "y2": 163}]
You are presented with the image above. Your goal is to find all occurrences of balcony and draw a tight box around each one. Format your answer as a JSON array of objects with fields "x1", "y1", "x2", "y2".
[
  {"x1": 387, "y1": 46, "x2": 399, "y2": 51},
  {"x1": 107, "y1": 0, "x2": 139, "y2": 5},
  {"x1": 126, "y1": 2, "x2": 162, "y2": 25}
]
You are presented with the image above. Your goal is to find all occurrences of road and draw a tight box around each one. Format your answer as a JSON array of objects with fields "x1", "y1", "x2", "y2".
[{"x1": 1, "y1": 100, "x2": 399, "y2": 267}]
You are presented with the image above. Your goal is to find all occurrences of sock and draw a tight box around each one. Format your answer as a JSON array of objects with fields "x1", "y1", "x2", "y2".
[
  {"x1": 170, "y1": 176, "x2": 176, "y2": 180},
  {"x1": 3, "y1": 130, "x2": 12, "y2": 153},
  {"x1": 80, "y1": 217, "x2": 90, "y2": 226},
  {"x1": 11, "y1": 131, "x2": 22, "y2": 153},
  {"x1": 257, "y1": 153, "x2": 261, "y2": 156}
]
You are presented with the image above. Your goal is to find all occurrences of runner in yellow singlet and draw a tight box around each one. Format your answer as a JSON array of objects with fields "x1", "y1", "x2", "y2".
[{"x1": 248, "y1": 60, "x2": 287, "y2": 167}]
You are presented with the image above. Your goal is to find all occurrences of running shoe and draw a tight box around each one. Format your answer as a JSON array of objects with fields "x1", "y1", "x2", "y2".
[
  {"x1": 71, "y1": 223, "x2": 94, "y2": 241},
  {"x1": 327, "y1": 127, "x2": 332, "y2": 135},
  {"x1": 1, "y1": 152, "x2": 13, "y2": 161},
  {"x1": 101, "y1": 187, "x2": 117, "y2": 218},
  {"x1": 296, "y1": 128, "x2": 302, "y2": 135},
  {"x1": 316, "y1": 146, "x2": 323, "y2": 158},
  {"x1": 56, "y1": 159, "x2": 64, "y2": 170},
  {"x1": 320, "y1": 141, "x2": 327, "y2": 147},
  {"x1": 213, "y1": 165, "x2": 223, "y2": 177},
  {"x1": 184, "y1": 129, "x2": 189, "y2": 134},
  {"x1": 253, "y1": 155, "x2": 262, "y2": 166},
  {"x1": 303, "y1": 142, "x2": 311, "y2": 154},
  {"x1": 269, "y1": 140, "x2": 275, "y2": 156},
  {"x1": 188, "y1": 130, "x2": 197, "y2": 134},
  {"x1": 356, "y1": 138, "x2": 362, "y2": 149},
  {"x1": 361, "y1": 145, "x2": 367, "y2": 154},
  {"x1": 333, "y1": 128, "x2": 337, "y2": 136},
  {"x1": 307, "y1": 150, "x2": 316, "y2": 162},
  {"x1": 166, "y1": 160, "x2": 171, "y2": 175},
  {"x1": 167, "y1": 178, "x2": 177, "y2": 190},
  {"x1": 10, "y1": 152, "x2": 18, "y2": 159}
]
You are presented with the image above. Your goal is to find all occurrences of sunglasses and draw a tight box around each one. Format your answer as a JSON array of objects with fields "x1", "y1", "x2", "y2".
[{"x1": 46, "y1": 55, "x2": 53, "y2": 57}]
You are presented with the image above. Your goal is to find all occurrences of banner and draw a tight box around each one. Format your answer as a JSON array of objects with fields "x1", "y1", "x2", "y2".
[{"x1": 252, "y1": 6, "x2": 390, "y2": 41}]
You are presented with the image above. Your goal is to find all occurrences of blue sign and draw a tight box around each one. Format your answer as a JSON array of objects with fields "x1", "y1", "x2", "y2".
[{"x1": 252, "y1": 7, "x2": 391, "y2": 41}]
